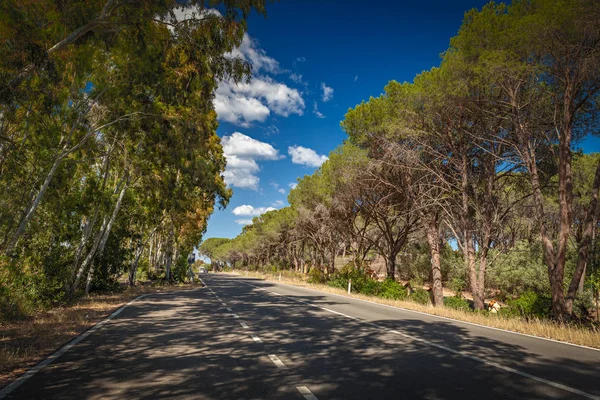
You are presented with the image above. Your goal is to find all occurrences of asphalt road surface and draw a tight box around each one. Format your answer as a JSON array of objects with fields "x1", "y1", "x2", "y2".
[{"x1": 4, "y1": 273, "x2": 600, "y2": 400}]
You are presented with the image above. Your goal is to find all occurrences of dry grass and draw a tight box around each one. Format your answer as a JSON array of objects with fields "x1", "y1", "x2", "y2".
[
  {"x1": 0, "y1": 281, "x2": 203, "y2": 388},
  {"x1": 232, "y1": 271, "x2": 600, "y2": 349}
]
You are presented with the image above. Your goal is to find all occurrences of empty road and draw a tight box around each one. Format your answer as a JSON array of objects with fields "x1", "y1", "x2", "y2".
[{"x1": 3, "y1": 274, "x2": 600, "y2": 399}]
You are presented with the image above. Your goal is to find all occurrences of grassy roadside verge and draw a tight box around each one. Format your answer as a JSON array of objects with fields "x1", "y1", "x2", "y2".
[
  {"x1": 228, "y1": 271, "x2": 600, "y2": 349},
  {"x1": 0, "y1": 281, "x2": 204, "y2": 388}
]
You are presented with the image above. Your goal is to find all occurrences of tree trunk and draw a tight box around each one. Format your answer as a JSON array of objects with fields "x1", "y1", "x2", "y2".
[
  {"x1": 385, "y1": 251, "x2": 397, "y2": 280},
  {"x1": 85, "y1": 178, "x2": 128, "y2": 295},
  {"x1": 426, "y1": 213, "x2": 443, "y2": 306},
  {"x1": 5, "y1": 152, "x2": 64, "y2": 253},
  {"x1": 565, "y1": 159, "x2": 600, "y2": 314},
  {"x1": 70, "y1": 216, "x2": 108, "y2": 296}
]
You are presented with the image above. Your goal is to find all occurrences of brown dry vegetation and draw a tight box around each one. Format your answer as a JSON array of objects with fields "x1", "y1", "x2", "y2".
[
  {"x1": 233, "y1": 271, "x2": 600, "y2": 349},
  {"x1": 0, "y1": 282, "x2": 203, "y2": 388}
]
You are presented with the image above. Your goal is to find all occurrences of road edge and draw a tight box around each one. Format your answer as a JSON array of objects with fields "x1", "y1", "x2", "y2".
[
  {"x1": 223, "y1": 272, "x2": 600, "y2": 353},
  {"x1": 0, "y1": 293, "x2": 151, "y2": 399}
]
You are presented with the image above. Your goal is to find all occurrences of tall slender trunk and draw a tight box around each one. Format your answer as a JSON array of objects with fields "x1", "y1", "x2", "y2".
[
  {"x1": 5, "y1": 153, "x2": 64, "y2": 253},
  {"x1": 425, "y1": 212, "x2": 443, "y2": 306},
  {"x1": 565, "y1": 159, "x2": 600, "y2": 313},
  {"x1": 85, "y1": 178, "x2": 128, "y2": 295},
  {"x1": 70, "y1": 216, "x2": 108, "y2": 296}
]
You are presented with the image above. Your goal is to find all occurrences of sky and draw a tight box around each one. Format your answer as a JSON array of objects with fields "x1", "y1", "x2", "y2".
[{"x1": 202, "y1": 0, "x2": 600, "y2": 241}]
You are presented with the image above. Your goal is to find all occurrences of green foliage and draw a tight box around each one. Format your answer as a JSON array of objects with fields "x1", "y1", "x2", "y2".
[
  {"x1": 0, "y1": 0, "x2": 267, "y2": 316},
  {"x1": 410, "y1": 288, "x2": 431, "y2": 305},
  {"x1": 171, "y1": 254, "x2": 190, "y2": 283},
  {"x1": 450, "y1": 277, "x2": 467, "y2": 298},
  {"x1": 307, "y1": 267, "x2": 326, "y2": 284},
  {"x1": 486, "y1": 242, "x2": 549, "y2": 298},
  {"x1": 444, "y1": 296, "x2": 472, "y2": 311},
  {"x1": 327, "y1": 264, "x2": 373, "y2": 293},
  {"x1": 501, "y1": 291, "x2": 552, "y2": 319},
  {"x1": 380, "y1": 279, "x2": 408, "y2": 300}
]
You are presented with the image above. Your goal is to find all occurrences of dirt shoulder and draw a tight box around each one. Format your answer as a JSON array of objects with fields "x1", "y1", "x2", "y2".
[{"x1": 0, "y1": 281, "x2": 204, "y2": 388}]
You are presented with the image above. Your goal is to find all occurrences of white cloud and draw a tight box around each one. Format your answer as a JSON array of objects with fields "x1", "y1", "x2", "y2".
[
  {"x1": 296, "y1": 56, "x2": 307, "y2": 62},
  {"x1": 215, "y1": 77, "x2": 304, "y2": 126},
  {"x1": 278, "y1": 188, "x2": 285, "y2": 194},
  {"x1": 290, "y1": 73, "x2": 303, "y2": 83},
  {"x1": 232, "y1": 205, "x2": 276, "y2": 216},
  {"x1": 289, "y1": 182, "x2": 298, "y2": 189},
  {"x1": 214, "y1": 34, "x2": 304, "y2": 127},
  {"x1": 221, "y1": 132, "x2": 282, "y2": 190},
  {"x1": 288, "y1": 145, "x2": 328, "y2": 168},
  {"x1": 235, "y1": 219, "x2": 254, "y2": 226},
  {"x1": 228, "y1": 33, "x2": 282, "y2": 74},
  {"x1": 321, "y1": 82, "x2": 334, "y2": 102},
  {"x1": 265, "y1": 125, "x2": 280, "y2": 135},
  {"x1": 313, "y1": 102, "x2": 325, "y2": 119},
  {"x1": 354, "y1": 75, "x2": 358, "y2": 82},
  {"x1": 272, "y1": 200, "x2": 285, "y2": 207}
]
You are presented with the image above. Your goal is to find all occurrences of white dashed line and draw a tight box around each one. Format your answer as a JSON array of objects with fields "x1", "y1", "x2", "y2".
[
  {"x1": 296, "y1": 386, "x2": 319, "y2": 400},
  {"x1": 240, "y1": 322, "x2": 249, "y2": 329},
  {"x1": 242, "y1": 281, "x2": 600, "y2": 400},
  {"x1": 267, "y1": 354, "x2": 286, "y2": 368},
  {"x1": 226, "y1": 307, "x2": 232, "y2": 312},
  {"x1": 231, "y1": 313, "x2": 239, "y2": 319},
  {"x1": 251, "y1": 335, "x2": 262, "y2": 343}
]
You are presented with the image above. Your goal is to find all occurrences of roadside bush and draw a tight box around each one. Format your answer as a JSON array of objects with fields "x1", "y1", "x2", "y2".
[
  {"x1": 308, "y1": 267, "x2": 326, "y2": 284},
  {"x1": 410, "y1": 288, "x2": 431, "y2": 305},
  {"x1": 361, "y1": 279, "x2": 382, "y2": 296},
  {"x1": 380, "y1": 279, "x2": 407, "y2": 300},
  {"x1": 171, "y1": 255, "x2": 190, "y2": 283},
  {"x1": 501, "y1": 290, "x2": 552, "y2": 319},
  {"x1": 444, "y1": 296, "x2": 472, "y2": 311},
  {"x1": 327, "y1": 263, "x2": 373, "y2": 293},
  {"x1": 450, "y1": 277, "x2": 467, "y2": 298}
]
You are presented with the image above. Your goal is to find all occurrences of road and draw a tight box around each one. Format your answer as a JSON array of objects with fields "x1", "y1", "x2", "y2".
[{"x1": 3, "y1": 273, "x2": 600, "y2": 399}]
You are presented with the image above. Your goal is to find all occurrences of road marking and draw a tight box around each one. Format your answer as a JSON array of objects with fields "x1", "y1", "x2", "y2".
[
  {"x1": 0, "y1": 294, "x2": 150, "y2": 399},
  {"x1": 267, "y1": 354, "x2": 286, "y2": 368},
  {"x1": 296, "y1": 386, "x2": 319, "y2": 400},
  {"x1": 231, "y1": 313, "x2": 240, "y2": 319},
  {"x1": 221, "y1": 301, "x2": 227, "y2": 306},
  {"x1": 226, "y1": 307, "x2": 232, "y2": 312},
  {"x1": 240, "y1": 322, "x2": 249, "y2": 329},
  {"x1": 241, "y1": 280, "x2": 600, "y2": 400},
  {"x1": 251, "y1": 335, "x2": 262, "y2": 343},
  {"x1": 252, "y1": 277, "x2": 600, "y2": 354}
]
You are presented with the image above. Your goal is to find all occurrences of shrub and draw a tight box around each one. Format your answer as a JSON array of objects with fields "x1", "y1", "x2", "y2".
[
  {"x1": 410, "y1": 288, "x2": 431, "y2": 305},
  {"x1": 444, "y1": 296, "x2": 471, "y2": 311},
  {"x1": 450, "y1": 277, "x2": 467, "y2": 298},
  {"x1": 307, "y1": 267, "x2": 326, "y2": 284},
  {"x1": 361, "y1": 279, "x2": 382, "y2": 296},
  {"x1": 380, "y1": 279, "x2": 407, "y2": 300},
  {"x1": 501, "y1": 290, "x2": 552, "y2": 319},
  {"x1": 326, "y1": 263, "x2": 372, "y2": 293}
]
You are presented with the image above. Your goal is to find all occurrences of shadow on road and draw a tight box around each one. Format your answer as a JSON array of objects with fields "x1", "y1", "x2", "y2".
[{"x1": 6, "y1": 275, "x2": 600, "y2": 400}]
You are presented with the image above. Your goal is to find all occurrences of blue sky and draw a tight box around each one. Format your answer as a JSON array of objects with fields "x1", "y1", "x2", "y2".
[{"x1": 203, "y1": 0, "x2": 600, "y2": 240}]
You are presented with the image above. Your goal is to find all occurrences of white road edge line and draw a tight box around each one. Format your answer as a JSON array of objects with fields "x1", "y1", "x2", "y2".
[
  {"x1": 267, "y1": 354, "x2": 286, "y2": 368},
  {"x1": 296, "y1": 386, "x2": 319, "y2": 400},
  {"x1": 251, "y1": 335, "x2": 262, "y2": 343},
  {"x1": 253, "y1": 277, "x2": 600, "y2": 353},
  {"x1": 0, "y1": 294, "x2": 150, "y2": 399},
  {"x1": 241, "y1": 280, "x2": 599, "y2": 400},
  {"x1": 240, "y1": 322, "x2": 249, "y2": 329}
]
